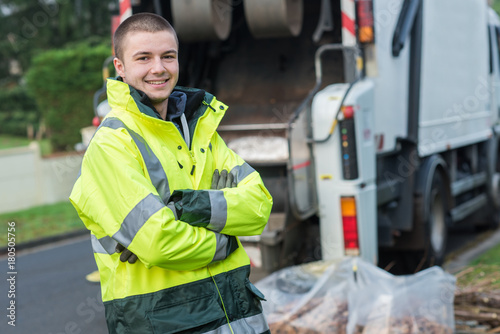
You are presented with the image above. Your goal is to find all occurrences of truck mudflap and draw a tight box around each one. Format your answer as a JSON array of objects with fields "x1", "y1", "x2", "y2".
[{"x1": 311, "y1": 79, "x2": 378, "y2": 264}]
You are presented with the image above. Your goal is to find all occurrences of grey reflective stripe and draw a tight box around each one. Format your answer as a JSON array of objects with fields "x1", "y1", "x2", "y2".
[
  {"x1": 113, "y1": 193, "x2": 164, "y2": 248},
  {"x1": 203, "y1": 313, "x2": 269, "y2": 334},
  {"x1": 180, "y1": 113, "x2": 191, "y2": 149},
  {"x1": 229, "y1": 162, "x2": 255, "y2": 184},
  {"x1": 211, "y1": 232, "x2": 228, "y2": 262},
  {"x1": 91, "y1": 234, "x2": 118, "y2": 254},
  {"x1": 91, "y1": 193, "x2": 164, "y2": 253},
  {"x1": 207, "y1": 190, "x2": 227, "y2": 232},
  {"x1": 166, "y1": 201, "x2": 178, "y2": 220},
  {"x1": 101, "y1": 117, "x2": 170, "y2": 204}
]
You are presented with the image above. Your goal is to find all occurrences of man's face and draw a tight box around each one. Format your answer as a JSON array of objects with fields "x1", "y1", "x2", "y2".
[{"x1": 114, "y1": 30, "x2": 179, "y2": 112}]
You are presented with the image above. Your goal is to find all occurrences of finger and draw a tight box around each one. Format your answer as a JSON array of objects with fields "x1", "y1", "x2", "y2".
[
  {"x1": 218, "y1": 169, "x2": 228, "y2": 189},
  {"x1": 211, "y1": 169, "x2": 219, "y2": 189},
  {"x1": 231, "y1": 181, "x2": 237, "y2": 188},
  {"x1": 115, "y1": 243, "x2": 125, "y2": 253},
  {"x1": 120, "y1": 249, "x2": 133, "y2": 263},
  {"x1": 226, "y1": 172, "x2": 234, "y2": 189},
  {"x1": 128, "y1": 253, "x2": 138, "y2": 264}
]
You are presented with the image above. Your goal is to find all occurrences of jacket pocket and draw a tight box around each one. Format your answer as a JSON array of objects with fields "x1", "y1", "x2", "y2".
[
  {"x1": 146, "y1": 292, "x2": 225, "y2": 334},
  {"x1": 237, "y1": 278, "x2": 267, "y2": 316},
  {"x1": 245, "y1": 279, "x2": 266, "y2": 301}
]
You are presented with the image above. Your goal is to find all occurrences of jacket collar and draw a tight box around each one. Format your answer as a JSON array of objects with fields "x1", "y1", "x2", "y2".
[{"x1": 107, "y1": 77, "x2": 207, "y2": 123}]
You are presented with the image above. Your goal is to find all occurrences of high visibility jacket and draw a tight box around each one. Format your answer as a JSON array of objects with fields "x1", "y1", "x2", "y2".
[{"x1": 70, "y1": 78, "x2": 273, "y2": 334}]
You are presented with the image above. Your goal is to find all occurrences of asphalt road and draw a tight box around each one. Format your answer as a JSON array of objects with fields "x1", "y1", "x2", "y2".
[{"x1": 0, "y1": 236, "x2": 108, "y2": 334}]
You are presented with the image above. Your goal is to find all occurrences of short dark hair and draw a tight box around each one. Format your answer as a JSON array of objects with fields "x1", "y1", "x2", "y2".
[{"x1": 113, "y1": 13, "x2": 178, "y2": 59}]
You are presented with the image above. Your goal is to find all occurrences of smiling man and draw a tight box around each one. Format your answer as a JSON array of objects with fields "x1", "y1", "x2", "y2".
[
  {"x1": 70, "y1": 13, "x2": 273, "y2": 334},
  {"x1": 113, "y1": 18, "x2": 179, "y2": 120}
]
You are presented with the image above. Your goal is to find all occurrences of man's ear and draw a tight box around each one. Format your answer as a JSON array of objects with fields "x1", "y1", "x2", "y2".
[{"x1": 113, "y1": 57, "x2": 125, "y2": 78}]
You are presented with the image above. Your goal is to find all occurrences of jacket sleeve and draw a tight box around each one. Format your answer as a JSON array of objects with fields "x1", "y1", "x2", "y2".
[
  {"x1": 170, "y1": 133, "x2": 273, "y2": 237},
  {"x1": 69, "y1": 126, "x2": 236, "y2": 270}
]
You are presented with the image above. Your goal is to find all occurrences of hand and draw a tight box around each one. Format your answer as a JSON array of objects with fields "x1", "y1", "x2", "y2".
[
  {"x1": 115, "y1": 243, "x2": 138, "y2": 264},
  {"x1": 211, "y1": 169, "x2": 236, "y2": 190}
]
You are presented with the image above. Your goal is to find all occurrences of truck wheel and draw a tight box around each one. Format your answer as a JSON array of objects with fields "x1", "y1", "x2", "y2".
[{"x1": 423, "y1": 171, "x2": 449, "y2": 267}]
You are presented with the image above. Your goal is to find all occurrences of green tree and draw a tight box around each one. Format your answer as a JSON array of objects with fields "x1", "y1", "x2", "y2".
[
  {"x1": 0, "y1": 86, "x2": 39, "y2": 136},
  {"x1": 25, "y1": 40, "x2": 110, "y2": 151},
  {"x1": 0, "y1": 0, "x2": 115, "y2": 79}
]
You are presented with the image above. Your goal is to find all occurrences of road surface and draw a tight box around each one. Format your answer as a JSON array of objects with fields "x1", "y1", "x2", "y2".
[{"x1": 0, "y1": 236, "x2": 107, "y2": 334}]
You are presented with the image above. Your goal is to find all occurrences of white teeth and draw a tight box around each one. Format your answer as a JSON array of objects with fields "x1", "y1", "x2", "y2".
[{"x1": 148, "y1": 80, "x2": 166, "y2": 84}]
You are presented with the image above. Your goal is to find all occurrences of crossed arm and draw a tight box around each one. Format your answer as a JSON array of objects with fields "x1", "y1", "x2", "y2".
[
  {"x1": 116, "y1": 169, "x2": 236, "y2": 264},
  {"x1": 72, "y1": 129, "x2": 272, "y2": 270}
]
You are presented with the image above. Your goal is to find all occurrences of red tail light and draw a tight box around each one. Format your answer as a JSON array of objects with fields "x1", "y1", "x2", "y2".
[
  {"x1": 342, "y1": 105, "x2": 355, "y2": 119},
  {"x1": 341, "y1": 197, "x2": 360, "y2": 256},
  {"x1": 356, "y1": 0, "x2": 375, "y2": 44}
]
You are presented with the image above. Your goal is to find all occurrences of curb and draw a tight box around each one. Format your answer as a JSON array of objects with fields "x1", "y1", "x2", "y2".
[
  {"x1": 0, "y1": 229, "x2": 89, "y2": 255},
  {"x1": 444, "y1": 227, "x2": 500, "y2": 274}
]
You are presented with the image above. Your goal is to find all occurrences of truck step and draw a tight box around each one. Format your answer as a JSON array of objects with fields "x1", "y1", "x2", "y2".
[{"x1": 450, "y1": 194, "x2": 488, "y2": 223}]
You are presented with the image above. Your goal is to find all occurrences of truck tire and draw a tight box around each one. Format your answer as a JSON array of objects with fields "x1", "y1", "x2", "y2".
[{"x1": 423, "y1": 170, "x2": 449, "y2": 267}]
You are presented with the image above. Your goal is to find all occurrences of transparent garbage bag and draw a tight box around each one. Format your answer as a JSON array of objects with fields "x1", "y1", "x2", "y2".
[
  {"x1": 347, "y1": 258, "x2": 456, "y2": 334},
  {"x1": 255, "y1": 257, "x2": 456, "y2": 334},
  {"x1": 256, "y1": 259, "x2": 351, "y2": 333}
]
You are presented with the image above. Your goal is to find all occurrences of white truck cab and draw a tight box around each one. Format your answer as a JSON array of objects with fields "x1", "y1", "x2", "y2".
[{"x1": 311, "y1": 0, "x2": 500, "y2": 270}]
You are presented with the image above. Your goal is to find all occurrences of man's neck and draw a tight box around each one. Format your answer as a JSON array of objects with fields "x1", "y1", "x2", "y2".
[{"x1": 154, "y1": 99, "x2": 168, "y2": 120}]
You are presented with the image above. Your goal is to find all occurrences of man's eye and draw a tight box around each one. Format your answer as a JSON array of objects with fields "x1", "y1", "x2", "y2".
[{"x1": 137, "y1": 57, "x2": 148, "y2": 61}]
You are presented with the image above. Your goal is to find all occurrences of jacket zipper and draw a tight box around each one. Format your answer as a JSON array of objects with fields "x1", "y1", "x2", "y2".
[
  {"x1": 190, "y1": 100, "x2": 214, "y2": 175},
  {"x1": 202, "y1": 100, "x2": 217, "y2": 112},
  {"x1": 189, "y1": 150, "x2": 196, "y2": 175}
]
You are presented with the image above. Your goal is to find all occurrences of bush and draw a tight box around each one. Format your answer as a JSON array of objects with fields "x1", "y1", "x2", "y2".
[
  {"x1": 0, "y1": 86, "x2": 39, "y2": 137},
  {"x1": 26, "y1": 40, "x2": 111, "y2": 151}
]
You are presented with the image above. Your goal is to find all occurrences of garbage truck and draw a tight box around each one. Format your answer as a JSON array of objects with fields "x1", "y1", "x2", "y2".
[{"x1": 97, "y1": 0, "x2": 500, "y2": 273}]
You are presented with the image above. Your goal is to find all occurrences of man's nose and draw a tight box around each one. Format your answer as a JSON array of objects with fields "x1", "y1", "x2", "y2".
[{"x1": 150, "y1": 57, "x2": 165, "y2": 73}]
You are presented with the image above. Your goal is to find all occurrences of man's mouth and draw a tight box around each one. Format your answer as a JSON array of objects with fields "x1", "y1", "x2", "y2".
[{"x1": 146, "y1": 79, "x2": 168, "y2": 85}]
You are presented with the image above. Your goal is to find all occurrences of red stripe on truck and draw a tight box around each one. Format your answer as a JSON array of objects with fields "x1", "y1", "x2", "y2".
[
  {"x1": 120, "y1": 0, "x2": 131, "y2": 16},
  {"x1": 341, "y1": 11, "x2": 356, "y2": 36},
  {"x1": 293, "y1": 160, "x2": 311, "y2": 170}
]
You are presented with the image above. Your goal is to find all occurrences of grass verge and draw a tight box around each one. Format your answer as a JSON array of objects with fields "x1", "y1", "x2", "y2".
[
  {"x1": 0, "y1": 201, "x2": 84, "y2": 247},
  {"x1": 0, "y1": 135, "x2": 52, "y2": 156},
  {"x1": 455, "y1": 240, "x2": 500, "y2": 290},
  {"x1": 0, "y1": 135, "x2": 32, "y2": 150}
]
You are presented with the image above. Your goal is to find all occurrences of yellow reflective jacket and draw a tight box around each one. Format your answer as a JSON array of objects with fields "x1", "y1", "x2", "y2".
[{"x1": 70, "y1": 78, "x2": 273, "y2": 334}]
